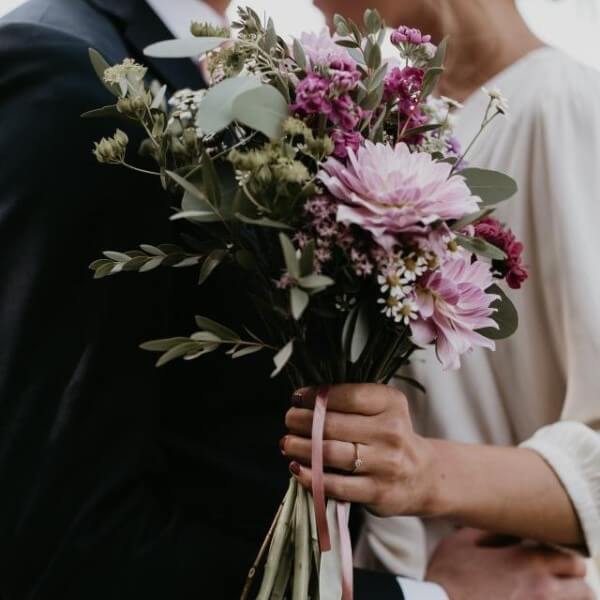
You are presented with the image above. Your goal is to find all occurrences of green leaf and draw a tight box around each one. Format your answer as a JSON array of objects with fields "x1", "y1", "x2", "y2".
[
  {"x1": 156, "y1": 342, "x2": 202, "y2": 367},
  {"x1": 140, "y1": 337, "x2": 194, "y2": 352},
  {"x1": 333, "y1": 14, "x2": 350, "y2": 37},
  {"x1": 421, "y1": 67, "x2": 444, "y2": 98},
  {"x1": 368, "y1": 63, "x2": 388, "y2": 92},
  {"x1": 235, "y1": 213, "x2": 293, "y2": 229},
  {"x1": 401, "y1": 123, "x2": 443, "y2": 139},
  {"x1": 198, "y1": 249, "x2": 227, "y2": 285},
  {"x1": 231, "y1": 85, "x2": 289, "y2": 140},
  {"x1": 140, "y1": 244, "x2": 165, "y2": 256},
  {"x1": 335, "y1": 39, "x2": 360, "y2": 49},
  {"x1": 271, "y1": 340, "x2": 294, "y2": 377},
  {"x1": 451, "y1": 208, "x2": 494, "y2": 231},
  {"x1": 151, "y1": 84, "x2": 167, "y2": 110},
  {"x1": 364, "y1": 39, "x2": 382, "y2": 70},
  {"x1": 194, "y1": 316, "x2": 239, "y2": 340},
  {"x1": 235, "y1": 249, "x2": 257, "y2": 270},
  {"x1": 290, "y1": 287, "x2": 309, "y2": 320},
  {"x1": 351, "y1": 305, "x2": 369, "y2": 363},
  {"x1": 455, "y1": 234, "x2": 507, "y2": 261},
  {"x1": 81, "y1": 105, "x2": 124, "y2": 120},
  {"x1": 279, "y1": 233, "x2": 300, "y2": 278},
  {"x1": 232, "y1": 346, "x2": 263, "y2": 359},
  {"x1": 139, "y1": 257, "x2": 163, "y2": 272},
  {"x1": 190, "y1": 331, "x2": 222, "y2": 343},
  {"x1": 299, "y1": 241, "x2": 315, "y2": 278},
  {"x1": 196, "y1": 75, "x2": 262, "y2": 135},
  {"x1": 88, "y1": 48, "x2": 121, "y2": 96},
  {"x1": 364, "y1": 9, "x2": 382, "y2": 34},
  {"x1": 103, "y1": 251, "x2": 130, "y2": 262},
  {"x1": 478, "y1": 284, "x2": 518, "y2": 340},
  {"x1": 93, "y1": 262, "x2": 116, "y2": 279},
  {"x1": 429, "y1": 36, "x2": 448, "y2": 69},
  {"x1": 457, "y1": 168, "x2": 518, "y2": 206},
  {"x1": 292, "y1": 38, "x2": 308, "y2": 69},
  {"x1": 144, "y1": 37, "x2": 227, "y2": 58},
  {"x1": 264, "y1": 18, "x2": 277, "y2": 52},
  {"x1": 167, "y1": 170, "x2": 222, "y2": 223},
  {"x1": 298, "y1": 274, "x2": 334, "y2": 290}
]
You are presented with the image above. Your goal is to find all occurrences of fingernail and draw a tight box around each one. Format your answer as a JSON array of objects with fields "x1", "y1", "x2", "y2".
[
  {"x1": 279, "y1": 436, "x2": 287, "y2": 455},
  {"x1": 291, "y1": 390, "x2": 304, "y2": 407},
  {"x1": 289, "y1": 461, "x2": 301, "y2": 476}
]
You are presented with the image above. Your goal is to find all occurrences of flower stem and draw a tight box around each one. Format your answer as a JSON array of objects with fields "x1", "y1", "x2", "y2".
[{"x1": 292, "y1": 485, "x2": 311, "y2": 600}]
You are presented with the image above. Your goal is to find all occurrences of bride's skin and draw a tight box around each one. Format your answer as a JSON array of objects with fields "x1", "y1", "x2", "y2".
[
  {"x1": 282, "y1": 1, "x2": 584, "y2": 549},
  {"x1": 283, "y1": 384, "x2": 584, "y2": 547}
]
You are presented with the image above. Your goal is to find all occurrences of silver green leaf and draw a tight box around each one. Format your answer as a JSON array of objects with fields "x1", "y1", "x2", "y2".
[
  {"x1": 298, "y1": 274, "x2": 334, "y2": 290},
  {"x1": 144, "y1": 36, "x2": 227, "y2": 58},
  {"x1": 198, "y1": 249, "x2": 227, "y2": 285},
  {"x1": 279, "y1": 233, "x2": 300, "y2": 278},
  {"x1": 478, "y1": 284, "x2": 518, "y2": 340},
  {"x1": 194, "y1": 316, "x2": 239, "y2": 340},
  {"x1": 140, "y1": 337, "x2": 192, "y2": 352},
  {"x1": 458, "y1": 168, "x2": 518, "y2": 206},
  {"x1": 196, "y1": 75, "x2": 262, "y2": 135},
  {"x1": 290, "y1": 287, "x2": 309, "y2": 320},
  {"x1": 88, "y1": 48, "x2": 121, "y2": 96},
  {"x1": 271, "y1": 340, "x2": 294, "y2": 377},
  {"x1": 455, "y1": 234, "x2": 507, "y2": 261},
  {"x1": 231, "y1": 85, "x2": 289, "y2": 140}
]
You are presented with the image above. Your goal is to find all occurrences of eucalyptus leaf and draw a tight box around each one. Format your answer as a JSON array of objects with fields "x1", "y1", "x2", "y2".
[
  {"x1": 196, "y1": 75, "x2": 262, "y2": 135},
  {"x1": 421, "y1": 67, "x2": 444, "y2": 98},
  {"x1": 156, "y1": 342, "x2": 202, "y2": 367},
  {"x1": 290, "y1": 287, "x2": 309, "y2": 320},
  {"x1": 103, "y1": 251, "x2": 130, "y2": 262},
  {"x1": 456, "y1": 234, "x2": 507, "y2": 261},
  {"x1": 333, "y1": 14, "x2": 350, "y2": 36},
  {"x1": 232, "y1": 346, "x2": 263, "y2": 359},
  {"x1": 292, "y1": 38, "x2": 308, "y2": 69},
  {"x1": 140, "y1": 244, "x2": 165, "y2": 256},
  {"x1": 429, "y1": 36, "x2": 448, "y2": 69},
  {"x1": 198, "y1": 249, "x2": 227, "y2": 285},
  {"x1": 271, "y1": 340, "x2": 294, "y2": 377},
  {"x1": 195, "y1": 316, "x2": 239, "y2": 340},
  {"x1": 451, "y1": 208, "x2": 494, "y2": 231},
  {"x1": 190, "y1": 331, "x2": 222, "y2": 343},
  {"x1": 139, "y1": 257, "x2": 163, "y2": 272},
  {"x1": 88, "y1": 48, "x2": 121, "y2": 96},
  {"x1": 144, "y1": 36, "x2": 227, "y2": 58},
  {"x1": 298, "y1": 274, "x2": 334, "y2": 290},
  {"x1": 235, "y1": 214, "x2": 293, "y2": 229},
  {"x1": 170, "y1": 209, "x2": 221, "y2": 223},
  {"x1": 299, "y1": 241, "x2": 315, "y2": 278},
  {"x1": 231, "y1": 85, "x2": 289, "y2": 140},
  {"x1": 457, "y1": 168, "x2": 518, "y2": 205},
  {"x1": 140, "y1": 337, "x2": 193, "y2": 352},
  {"x1": 478, "y1": 284, "x2": 518, "y2": 340},
  {"x1": 81, "y1": 105, "x2": 124, "y2": 120},
  {"x1": 401, "y1": 123, "x2": 442, "y2": 139},
  {"x1": 351, "y1": 305, "x2": 369, "y2": 363},
  {"x1": 279, "y1": 233, "x2": 300, "y2": 278}
]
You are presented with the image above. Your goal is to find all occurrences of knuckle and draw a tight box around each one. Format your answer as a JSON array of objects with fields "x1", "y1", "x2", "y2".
[{"x1": 381, "y1": 416, "x2": 404, "y2": 447}]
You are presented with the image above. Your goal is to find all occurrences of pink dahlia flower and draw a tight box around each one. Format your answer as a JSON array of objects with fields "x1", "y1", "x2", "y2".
[
  {"x1": 297, "y1": 28, "x2": 356, "y2": 69},
  {"x1": 319, "y1": 141, "x2": 480, "y2": 249},
  {"x1": 412, "y1": 255, "x2": 499, "y2": 370}
]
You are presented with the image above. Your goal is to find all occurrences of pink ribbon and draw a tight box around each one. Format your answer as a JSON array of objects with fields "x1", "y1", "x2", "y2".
[{"x1": 312, "y1": 385, "x2": 354, "y2": 600}]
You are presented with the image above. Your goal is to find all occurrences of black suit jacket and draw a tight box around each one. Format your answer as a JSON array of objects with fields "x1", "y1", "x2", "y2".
[{"x1": 0, "y1": 1, "x2": 404, "y2": 598}]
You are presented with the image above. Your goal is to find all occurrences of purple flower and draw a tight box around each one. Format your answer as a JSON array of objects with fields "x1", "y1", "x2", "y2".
[
  {"x1": 384, "y1": 66, "x2": 424, "y2": 113},
  {"x1": 330, "y1": 94, "x2": 362, "y2": 131},
  {"x1": 391, "y1": 26, "x2": 432, "y2": 46},
  {"x1": 412, "y1": 255, "x2": 498, "y2": 369},
  {"x1": 330, "y1": 129, "x2": 363, "y2": 159},
  {"x1": 319, "y1": 141, "x2": 480, "y2": 250},
  {"x1": 298, "y1": 28, "x2": 356, "y2": 69},
  {"x1": 329, "y1": 58, "x2": 361, "y2": 93},
  {"x1": 291, "y1": 73, "x2": 332, "y2": 116},
  {"x1": 473, "y1": 217, "x2": 529, "y2": 289}
]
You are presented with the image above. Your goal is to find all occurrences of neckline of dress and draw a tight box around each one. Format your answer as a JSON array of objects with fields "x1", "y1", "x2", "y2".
[{"x1": 460, "y1": 45, "x2": 559, "y2": 111}]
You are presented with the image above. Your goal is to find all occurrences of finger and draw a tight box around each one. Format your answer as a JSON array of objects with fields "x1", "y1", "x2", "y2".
[
  {"x1": 289, "y1": 461, "x2": 374, "y2": 504},
  {"x1": 282, "y1": 434, "x2": 369, "y2": 473},
  {"x1": 546, "y1": 552, "x2": 587, "y2": 578},
  {"x1": 292, "y1": 384, "x2": 399, "y2": 416},
  {"x1": 285, "y1": 407, "x2": 372, "y2": 443}
]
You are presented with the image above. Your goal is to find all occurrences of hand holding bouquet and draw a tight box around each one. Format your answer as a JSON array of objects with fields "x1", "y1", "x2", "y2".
[{"x1": 85, "y1": 7, "x2": 526, "y2": 598}]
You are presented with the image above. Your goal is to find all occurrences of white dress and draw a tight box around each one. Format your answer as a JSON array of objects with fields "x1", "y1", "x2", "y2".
[{"x1": 355, "y1": 47, "x2": 600, "y2": 593}]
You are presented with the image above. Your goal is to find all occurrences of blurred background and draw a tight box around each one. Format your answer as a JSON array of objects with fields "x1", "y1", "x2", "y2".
[{"x1": 1, "y1": 0, "x2": 599, "y2": 69}]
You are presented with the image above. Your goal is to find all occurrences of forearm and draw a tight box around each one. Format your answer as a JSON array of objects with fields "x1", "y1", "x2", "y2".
[{"x1": 426, "y1": 439, "x2": 584, "y2": 546}]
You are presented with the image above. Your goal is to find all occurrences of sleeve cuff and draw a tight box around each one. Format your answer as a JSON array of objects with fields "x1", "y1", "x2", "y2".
[
  {"x1": 397, "y1": 577, "x2": 450, "y2": 600},
  {"x1": 520, "y1": 421, "x2": 600, "y2": 558}
]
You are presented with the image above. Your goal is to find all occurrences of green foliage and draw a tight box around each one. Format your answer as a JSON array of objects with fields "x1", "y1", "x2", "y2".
[
  {"x1": 455, "y1": 234, "x2": 507, "y2": 261},
  {"x1": 458, "y1": 168, "x2": 518, "y2": 206},
  {"x1": 479, "y1": 285, "x2": 519, "y2": 340},
  {"x1": 231, "y1": 85, "x2": 289, "y2": 140},
  {"x1": 144, "y1": 37, "x2": 228, "y2": 58}
]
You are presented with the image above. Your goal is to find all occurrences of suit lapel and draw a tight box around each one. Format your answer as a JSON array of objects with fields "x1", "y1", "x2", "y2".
[{"x1": 87, "y1": 0, "x2": 206, "y2": 91}]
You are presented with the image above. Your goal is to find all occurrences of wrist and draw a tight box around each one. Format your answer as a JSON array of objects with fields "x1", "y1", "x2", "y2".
[{"x1": 419, "y1": 438, "x2": 457, "y2": 518}]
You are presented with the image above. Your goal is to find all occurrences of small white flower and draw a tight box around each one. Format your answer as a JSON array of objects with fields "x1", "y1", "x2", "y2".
[
  {"x1": 482, "y1": 86, "x2": 509, "y2": 116},
  {"x1": 397, "y1": 299, "x2": 419, "y2": 325},
  {"x1": 441, "y1": 95, "x2": 464, "y2": 110},
  {"x1": 378, "y1": 295, "x2": 401, "y2": 320}
]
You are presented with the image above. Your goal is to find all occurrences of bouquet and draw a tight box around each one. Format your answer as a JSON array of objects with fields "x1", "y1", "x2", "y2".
[{"x1": 85, "y1": 7, "x2": 527, "y2": 599}]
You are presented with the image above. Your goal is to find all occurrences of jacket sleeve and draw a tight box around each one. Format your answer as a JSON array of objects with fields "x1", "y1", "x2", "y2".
[{"x1": 0, "y1": 22, "x2": 261, "y2": 600}]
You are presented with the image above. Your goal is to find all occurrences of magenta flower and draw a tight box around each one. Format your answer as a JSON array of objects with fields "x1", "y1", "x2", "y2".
[
  {"x1": 384, "y1": 67, "x2": 424, "y2": 113},
  {"x1": 473, "y1": 217, "x2": 528, "y2": 289},
  {"x1": 329, "y1": 58, "x2": 361, "y2": 92},
  {"x1": 412, "y1": 255, "x2": 499, "y2": 369},
  {"x1": 331, "y1": 130, "x2": 363, "y2": 159},
  {"x1": 330, "y1": 94, "x2": 362, "y2": 131},
  {"x1": 391, "y1": 26, "x2": 432, "y2": 46},
  {"x1": 319, "y1": 141, "x2": 480, "y2": 250},
  {"x1": 291, "y1": 73, "x2": 332, "y2": 116}
]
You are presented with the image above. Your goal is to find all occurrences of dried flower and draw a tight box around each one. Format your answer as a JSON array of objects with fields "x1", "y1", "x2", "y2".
[
  {"x1": 482, "y1": 87, "x2": 509, "y2": 116},
  {"x1": 93, "y1": 129, "x2": 128, "y2": 164}
]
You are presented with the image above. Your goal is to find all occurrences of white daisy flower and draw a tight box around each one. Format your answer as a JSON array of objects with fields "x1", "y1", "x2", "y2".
[{"x1": 482, "y1": 86, "x2": 509, "y2": 116}]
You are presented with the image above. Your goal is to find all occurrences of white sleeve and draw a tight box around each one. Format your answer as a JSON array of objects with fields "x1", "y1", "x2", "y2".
[
  {"x1": 518, "y1": 61, "x2": 600, "y2": 558},
  {"x1": 397, "y1": 577, "x2": 449, "y2": 600}
]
